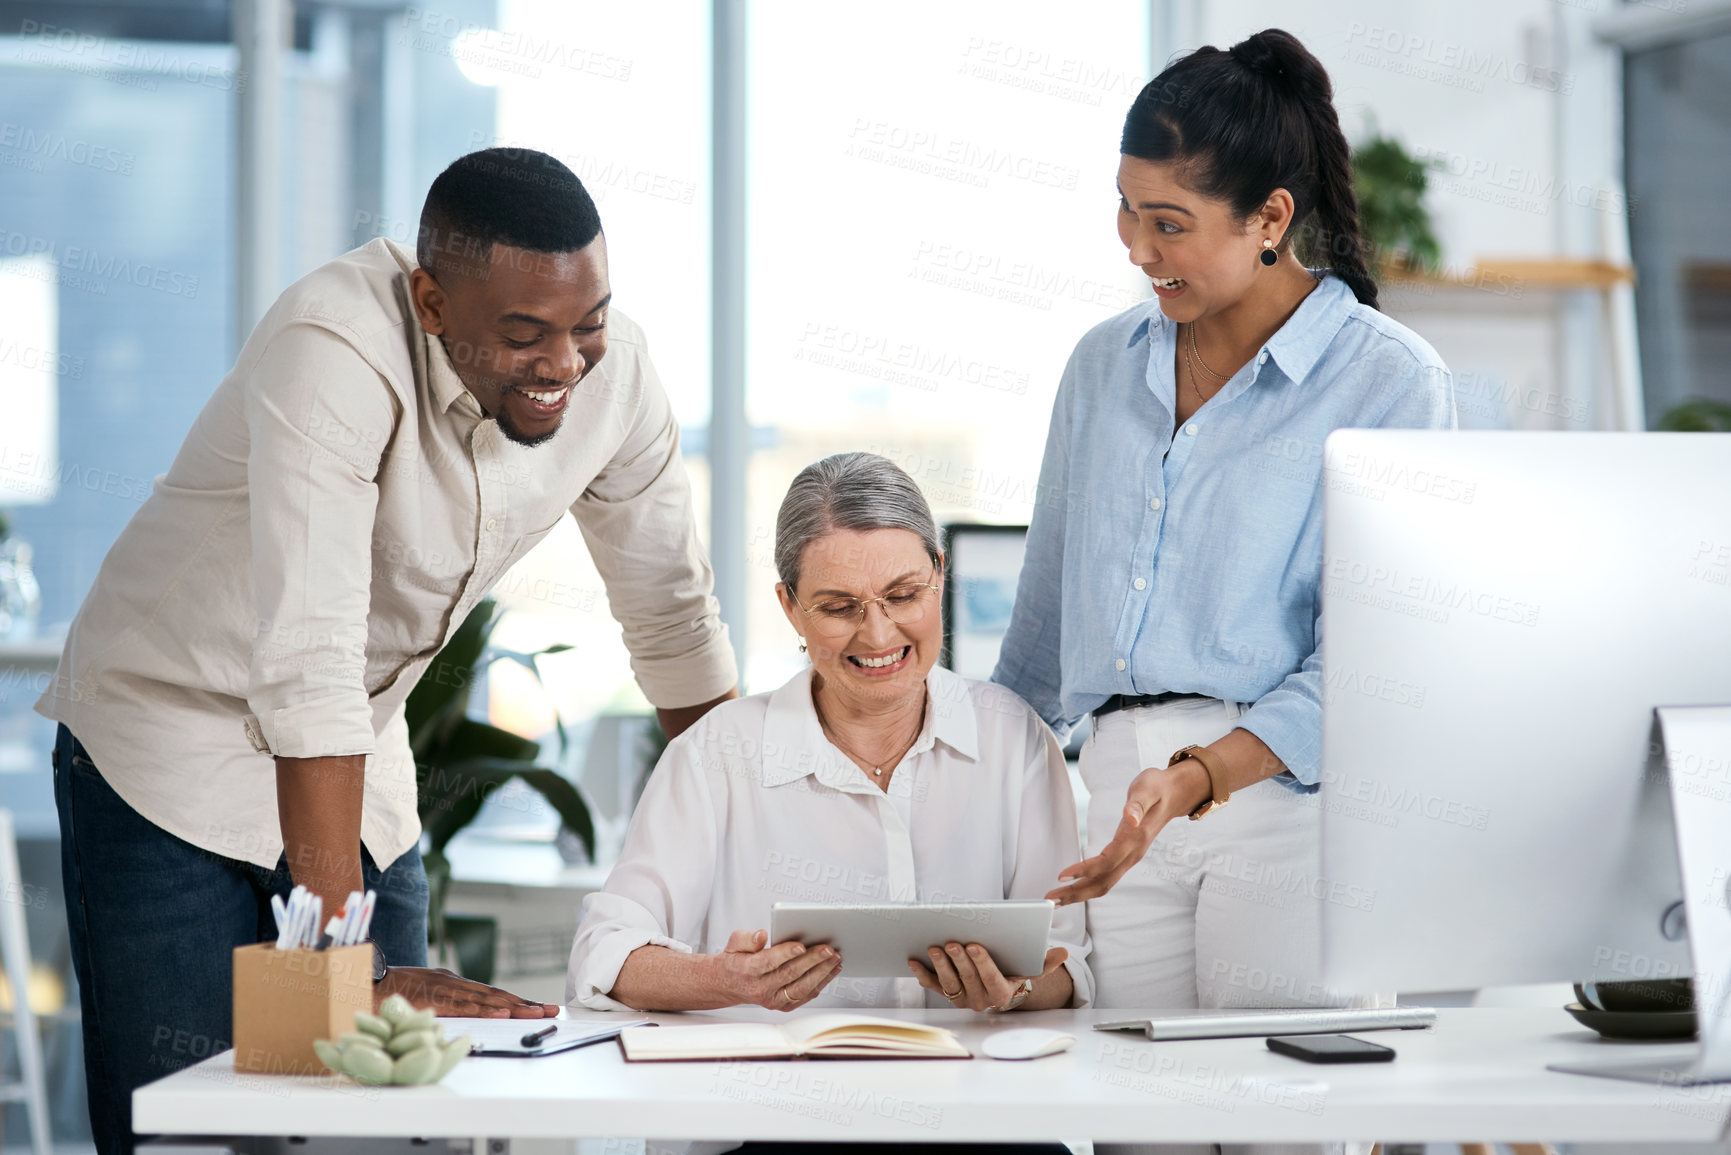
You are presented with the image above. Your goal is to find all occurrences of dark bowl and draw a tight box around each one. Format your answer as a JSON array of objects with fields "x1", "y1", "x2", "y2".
[
  {"x1": 1574, "y1": 978, "x2": 1693, "y2": 1013},
  {"x1": 1564, "y1": 1002, "x2": 1697, "y2": 1041}
]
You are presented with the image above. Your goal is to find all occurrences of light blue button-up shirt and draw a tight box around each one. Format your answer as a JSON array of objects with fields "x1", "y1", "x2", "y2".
[{"x1": 992, "y1": 274, "x2": 1454, "y2": 789}]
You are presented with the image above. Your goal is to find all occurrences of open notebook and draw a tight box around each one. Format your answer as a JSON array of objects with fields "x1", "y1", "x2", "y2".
[{"x1": 618, "y1": 1014, "x2": 971, "y2": 1061}]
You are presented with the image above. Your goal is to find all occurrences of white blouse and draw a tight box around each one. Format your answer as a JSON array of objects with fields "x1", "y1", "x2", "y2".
[{"x1": 567, "y1": 665, "x2": 1094, "y2": 1010}]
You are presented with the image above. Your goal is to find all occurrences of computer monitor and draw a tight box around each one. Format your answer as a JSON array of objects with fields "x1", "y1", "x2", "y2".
[
  {"x1": 1318, "y1": 431, "x2": 1731, "y2": 995},
  {"x1": 941, "y1": 522, "x2": 1028, "y2": 682}
]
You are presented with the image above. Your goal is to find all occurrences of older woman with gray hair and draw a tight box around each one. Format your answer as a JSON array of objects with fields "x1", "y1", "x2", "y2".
[{"x1": 568, "y1": 451, "x2": 1091, "y2": 1017}]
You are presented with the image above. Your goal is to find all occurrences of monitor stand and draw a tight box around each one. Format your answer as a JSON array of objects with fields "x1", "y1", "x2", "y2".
[{"x1": 1548, "y1": 705, "x2": 1731, "y2": 1086}]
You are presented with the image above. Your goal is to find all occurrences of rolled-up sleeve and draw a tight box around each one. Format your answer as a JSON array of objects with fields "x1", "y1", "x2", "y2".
[
  {"x1": 567, "y1": 731, "x2": 720, "y2": 1008},
  {"x1": 1003, "y1": 702, "x2": 1094, "y2": 1007},
  {"x1": 570, "y1": 341, "x2": 737, "y2": 710},
  {"x1": 1236, "y1": 603, "x2": 1325, "y2": 789},
  {"x1": 244, "y1": 323, "x2": 398, "y2": 760}
]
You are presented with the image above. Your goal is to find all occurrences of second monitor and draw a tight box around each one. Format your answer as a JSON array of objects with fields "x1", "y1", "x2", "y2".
[{"x1": 1317, "y1": 431, "x2": 1731, "y2": 996}]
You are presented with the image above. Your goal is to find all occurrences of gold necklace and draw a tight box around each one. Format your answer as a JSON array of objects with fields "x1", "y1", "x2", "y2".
[
  {"x1": 1181, "y1": 340, "x2": 1215, "y2": 407},
  {"x1": 1186, "y1": 321, "x2": 1233, "y2": 381},
  {"x1": 814, "y1": 693, "x2": 927, "y2": 779}
]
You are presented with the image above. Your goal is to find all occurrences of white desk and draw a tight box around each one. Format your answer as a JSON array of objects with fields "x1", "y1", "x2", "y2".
[{"x1": 133, "y1": 1007, "x2": 1730, "y2": 1149}]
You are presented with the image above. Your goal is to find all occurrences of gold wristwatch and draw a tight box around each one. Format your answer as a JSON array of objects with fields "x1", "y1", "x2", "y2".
[{"x1": 1169, "y1": 744, "x2": 1230, "y2": 820}]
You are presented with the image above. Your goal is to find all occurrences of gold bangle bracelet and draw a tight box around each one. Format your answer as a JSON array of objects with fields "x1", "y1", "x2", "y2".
[{"x1": 1168, "y1": 744, "x2": 1230, "y2": 819}]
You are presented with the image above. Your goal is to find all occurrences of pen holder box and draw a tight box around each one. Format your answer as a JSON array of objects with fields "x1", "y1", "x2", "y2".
[{"x1": 232, "y1": 942, "x2": 373, "y2": 1075}]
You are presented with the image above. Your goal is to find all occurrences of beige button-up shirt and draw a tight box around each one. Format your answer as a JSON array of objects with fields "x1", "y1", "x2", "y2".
[{"x1": 36, "y1": 238, "x2": 736, "y2": 870}]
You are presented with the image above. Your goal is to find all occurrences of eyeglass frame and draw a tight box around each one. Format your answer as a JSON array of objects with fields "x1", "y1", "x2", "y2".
[{"x1": 784, "y1": 575, "x2": 944, "y2": 635}]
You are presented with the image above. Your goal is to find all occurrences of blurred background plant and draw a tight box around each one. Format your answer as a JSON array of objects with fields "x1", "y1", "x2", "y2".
[
  {"x1": 1350, "y1": 133, "x2": 1442, "y2": 275},
  {"x1": 1656, "y1": 399, "x2": 1731, "y2": 431},
  {"x1": 406, "y1": 597, "x2": 593, "y2": 982}
]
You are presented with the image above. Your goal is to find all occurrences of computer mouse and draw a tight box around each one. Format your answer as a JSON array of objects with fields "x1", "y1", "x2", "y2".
[{"x1": 981, "y1": 1027, "x2": 1076, "y2": 1060}]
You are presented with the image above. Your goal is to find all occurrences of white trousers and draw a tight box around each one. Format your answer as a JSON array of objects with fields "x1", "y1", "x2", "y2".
[{"x1": 1082, "y1": 698, "x2": 1381, "y2": 1155}]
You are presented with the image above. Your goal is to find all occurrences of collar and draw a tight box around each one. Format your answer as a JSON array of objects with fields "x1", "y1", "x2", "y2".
[
  {"x1": 759, "y1": 665, "x2": 979, "y2": 791},
  {"x1": 1126, "y1": 299, "x2": 1166, "y2": 349},
  {"x1": 424, "y1": 330, "x2": 479, "y2": 416},
  {"x1": 1124, "y1": 272, "x2": 1356, "y2": 387},
  {"x1": 1260, "y1": 273, "x2": 1355, "y2": 386},
  {"x1": 383, "y1": 239, "x2": 481, "y2": 417}
]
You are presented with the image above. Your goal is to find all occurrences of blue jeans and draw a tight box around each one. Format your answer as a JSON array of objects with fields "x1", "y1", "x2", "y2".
[{"x1": 53, "y1": 724, "x2": 430, "y2": 1155}]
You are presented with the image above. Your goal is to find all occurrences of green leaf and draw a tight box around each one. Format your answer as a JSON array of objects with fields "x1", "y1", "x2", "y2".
[
  {"x1": 443, "y1": 717, "x2": 540, "y2": 764},
  {"x1": 404, "y1": 600, "x2": 500, "y2": 755},
  {"x1": 1350, "y1": 133, "x2": 1442, "y2": 274},
  {"x1": 417, "y1": 757, "x2": 523, "y2": 852},
  {"x1": 1657, "y1": 399, "x2": 1731, "y2": 432},
  {"x1": 423, "y1": 847, "x2": 452, "y2": 952},
  {"x1": 514, "y1": 768, "x2": 595, "y2": 862}
]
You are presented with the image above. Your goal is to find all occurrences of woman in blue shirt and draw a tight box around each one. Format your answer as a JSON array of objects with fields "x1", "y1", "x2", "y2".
[{"x1": 994, "y1": 28, "x2": 1454, "y2": 1024}]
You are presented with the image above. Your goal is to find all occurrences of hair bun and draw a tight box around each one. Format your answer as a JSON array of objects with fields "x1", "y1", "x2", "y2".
[{"x1": 1229, "y1": 35, "x2": 1282, "y2": 76}]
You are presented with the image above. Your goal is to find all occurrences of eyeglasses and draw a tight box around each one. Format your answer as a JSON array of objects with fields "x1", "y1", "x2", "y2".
[{"x1": 789, "y1": 579, "x2": 942, "y2": 636}]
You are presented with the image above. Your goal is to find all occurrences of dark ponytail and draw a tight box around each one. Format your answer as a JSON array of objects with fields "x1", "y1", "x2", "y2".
[{"x1": 1122, "y1": 29, "x2": 1379, "y2": 310}]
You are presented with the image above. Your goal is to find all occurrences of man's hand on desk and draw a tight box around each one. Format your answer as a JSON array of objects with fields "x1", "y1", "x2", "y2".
[{"x1": 377, "y1": 965, "x2": 560, "y2": 1018}]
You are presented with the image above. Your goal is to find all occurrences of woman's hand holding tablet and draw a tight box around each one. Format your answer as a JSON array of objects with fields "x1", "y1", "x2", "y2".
[{"x1": 768, "y1": 900, "x2": 1060, "y2": 1010}]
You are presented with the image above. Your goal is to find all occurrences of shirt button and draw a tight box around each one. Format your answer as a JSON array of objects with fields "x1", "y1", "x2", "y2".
[
  {"x1": 485, "y1": 518, "x2": 498, "y2": 532},
  {"x1": 1258, "y1": 352, "x2": 1268, "y2": 365},
  {"x1": 1133, "y1": 577, "x2": 1147, "y2": 591},
  {"x1": 1184, "y1": 423, "x2": 1198, "y2": 437},
  {"x1": 1115, "y1": 659, "x2": 1127, "y2": 671},
  {"x1": 1149, "y1": 497, "x2": 1162, "y2": 511}
]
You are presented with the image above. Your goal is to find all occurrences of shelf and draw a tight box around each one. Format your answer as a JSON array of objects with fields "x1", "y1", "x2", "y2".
[{"x1": 1384, "y1": 257, "x2": 1636, "y2": 292}]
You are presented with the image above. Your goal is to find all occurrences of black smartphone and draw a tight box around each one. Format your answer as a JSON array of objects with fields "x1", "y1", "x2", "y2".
[{"x1": 1266, "y1": 1034, "x2": 1396, "y2": 1064}]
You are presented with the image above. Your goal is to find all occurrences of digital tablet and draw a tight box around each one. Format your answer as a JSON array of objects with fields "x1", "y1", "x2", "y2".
[{"x1": 769, "y1": 900, "x2": 1055, "y2": 978}]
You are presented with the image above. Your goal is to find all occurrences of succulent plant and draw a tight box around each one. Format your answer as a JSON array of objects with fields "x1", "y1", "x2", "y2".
[{"x1": 315, "y1": 994, "x2": 471, "y2": 1086}]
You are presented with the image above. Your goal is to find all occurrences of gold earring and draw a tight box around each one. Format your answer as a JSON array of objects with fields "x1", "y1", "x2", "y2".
[{"x1": 1260, "y1": 238, "x2": 1278, "y2": 267}]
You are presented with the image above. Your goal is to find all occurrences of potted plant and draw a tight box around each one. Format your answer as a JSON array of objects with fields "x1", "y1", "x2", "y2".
[
  {"x1": 406, "y1": 598, "x2": 593, "y2": 983},
  {"x1": 1657, "y1": 399, "x2": 1731, "y2": 431},
  {"x1": 1350, "y1": 133, "x2": 1442, "y2": 275}
]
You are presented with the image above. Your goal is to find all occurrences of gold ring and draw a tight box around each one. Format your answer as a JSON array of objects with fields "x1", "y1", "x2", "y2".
[
  {"x1": 941, "y1": 986, "x2": 962, "y2": 1000},
  {"x1": 781, "y1": 986, "x2": 796, "y2": 1004}
]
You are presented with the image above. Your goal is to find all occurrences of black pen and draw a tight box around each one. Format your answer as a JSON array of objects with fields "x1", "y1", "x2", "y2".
[{"x1": 521, "y1": 1024, "x2": 559, "y2": 1048}]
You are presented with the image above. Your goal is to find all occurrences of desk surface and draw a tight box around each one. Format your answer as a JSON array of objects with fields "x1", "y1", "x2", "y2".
[{"x1": 134, "y1": 1007, "x2": 1731, "y2": 1145}]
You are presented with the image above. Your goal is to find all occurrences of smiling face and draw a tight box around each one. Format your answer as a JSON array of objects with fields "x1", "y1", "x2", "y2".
[
  {"x1": 409, "y1": 237, "x2": 611, "y2": 446},
  {"x1": 1116, "y1": 155, "x2": 1295, "y2": 324},
  {"x1": 777, "y1": 527, "x2": 943, "y2": 714}
]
